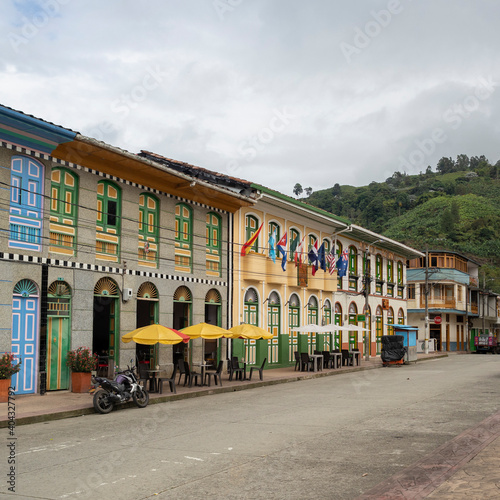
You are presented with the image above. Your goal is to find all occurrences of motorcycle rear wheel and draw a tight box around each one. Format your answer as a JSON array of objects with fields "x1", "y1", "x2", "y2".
[
  {"x1": 133, "y1": 387, "x2": 149, "y2": 408},
  {"x1": 93, "y1": 389, "x2": 113, "y2": 414}
]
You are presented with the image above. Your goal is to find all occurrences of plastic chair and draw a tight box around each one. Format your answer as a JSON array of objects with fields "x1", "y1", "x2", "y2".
[
  {"x1": 158, "y1": 364, "x2": 177, "y2": 394},
  {"x1": 300, "y1": 352, "x2": 314, "y2": 372},
  {"x1": 249, "y1": 358, "x2": 266, "y2": 381},
  {"x1": 229, "y1": 357, "x2": 244, "y2": 381},
  {"x1": 341, "y1": 349, "x2": 352, "y2": 366},
  {"x1": 294, "y1": 351, "x2": 301, "y2": 371},
  {"x1": 204, "y1": 360, "x2": 223, "y2": 387},
  {"x1": 137, "y1": 362, "x2": 151, "y2": 390},
  {"x1": 322, "y1": 351, "x2": 332, "y2": 369}
]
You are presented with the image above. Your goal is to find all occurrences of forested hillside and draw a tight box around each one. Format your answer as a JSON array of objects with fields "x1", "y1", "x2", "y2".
[{"x1": 302, "y1": 155, "x2": 500, "y2": 291}]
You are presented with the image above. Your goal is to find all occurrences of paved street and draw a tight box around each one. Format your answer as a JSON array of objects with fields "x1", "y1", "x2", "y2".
[{"x1": 1, "y1": 354, "x2": 499, "y2": 499}]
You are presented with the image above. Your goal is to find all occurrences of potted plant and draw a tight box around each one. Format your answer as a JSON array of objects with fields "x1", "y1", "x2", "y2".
[
  {"x1": 0, "y1": 353, "x2": 21, "y2": 402},
  {"x1": 66, "y1": 347, "x2": 97, "y2": 393}
]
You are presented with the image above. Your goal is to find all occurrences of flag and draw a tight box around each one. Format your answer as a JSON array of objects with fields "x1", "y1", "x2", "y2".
[
  {"x1": 268, "y1": 229, "x2": 277, "y2": 263},
  {"x1": 290, "y1": 235, "x2": 299, "y2": 262},
  {"x1": 241, "y1": 223, "x2": 263, "y2": 256},
  {"x1": 327, "y1": 246, "x2": 336, "y2": 275},
  {"x1": 277, "y1": 232, "x2": 287, "y2": 271},
  {"x1": 295, "y1": 236, "x2": 306, "y2": 266},
  {"x1": 308, "y1": 239, "x2": 319, "y2": 276},
  {"x1": 318, "y1": 242, "x2": 326, "y2": 272},
  {"x1": 337, "y1": 249, "x2": 348, "y2": 277}
]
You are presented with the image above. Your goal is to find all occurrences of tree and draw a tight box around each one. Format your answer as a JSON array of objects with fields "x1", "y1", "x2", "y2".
[
  {"x1": 455, "y1": 154, "x2": 469, "y2": 171},
  {"x1": 331, "y1": 183, "x2": 341, "y2": 197},
  {"x1": 305, "y1": 187, "x2": 313, "y2": 197},
  {"x1": 436, "y1": 157, "x2": 456, "y2": 174},
  {"x1": 293, "y1": 183, "x2": 303, "y2": 197}
]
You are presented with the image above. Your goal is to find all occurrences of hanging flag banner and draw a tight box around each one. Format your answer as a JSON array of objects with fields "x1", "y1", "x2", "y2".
[
  {"x1": 295, "y1": 236, "x2": 306, "y2": 266},
  {"x1": 268, "y1": 229, "x2": 277, "y2": 263},
  {"x1": 337, "y1": 249, "x2": 348, "y2": 277},
  {"x1": 327, "y1": 246, "x2": 336, "y2": 275},
  {"x1": 308, "y1": 239, "x2": 319, "y2": 276},
  {"x1": 241, "y1": 223, "x2": 263, "y2": 256},
  {"x1": 318, "y1": 242, "x2": 326, "y2": 272},
  {"x1": 277, "y1": 232, "x2": 287, "y2": 271}
]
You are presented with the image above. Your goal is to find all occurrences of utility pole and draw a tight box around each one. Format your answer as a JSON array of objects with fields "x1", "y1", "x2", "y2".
[
  {"x1": 482, "y1": 272, "x2": 486, "y2": 334},
  {"x1": 424, "y1": 247, "x2": 429, "y2": 354},
  {"x1": 364, "y1": 250, "x2": 371, "y2": 361}
]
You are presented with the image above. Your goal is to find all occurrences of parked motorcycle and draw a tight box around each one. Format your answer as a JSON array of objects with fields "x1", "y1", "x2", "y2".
[{"x1": 90, "y1": 362, "x2": 149, "y2": 414}]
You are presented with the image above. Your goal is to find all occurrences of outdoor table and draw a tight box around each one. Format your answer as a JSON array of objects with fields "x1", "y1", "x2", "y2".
[
  {"x1": 330, "y1": 352, "x2": 342, "y2": 369},
  {"x1": 146, "y1": 369, "x2": 161, "y2": 393},
  {"x1": 193, "y1": 362, "x2": 213, "y2": 386},
  {"x1": 349, "y1": 351, "x2": 361, "y2": 366},
  {"x1": 309, "y1": 354, "x2": 323, "y2": 372}
]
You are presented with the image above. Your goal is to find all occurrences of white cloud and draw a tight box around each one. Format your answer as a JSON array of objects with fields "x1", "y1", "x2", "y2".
[{"x1": 1, "y1": 0, "x2": 500, "y2": 196}]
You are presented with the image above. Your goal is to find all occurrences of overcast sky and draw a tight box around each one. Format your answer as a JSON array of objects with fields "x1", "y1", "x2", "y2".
[{"x1": 2, "y1": 0, "x2": 500, "y2": 196}]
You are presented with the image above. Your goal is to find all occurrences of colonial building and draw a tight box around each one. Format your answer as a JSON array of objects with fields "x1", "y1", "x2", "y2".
[
  {"x1": 0, "y1": 104, "x2": 254, "y2": 394},
  {"x1": 406, "y1": 250, "x2": 500, "y2": 351},
  {"x1": 232, "y1": 184, "x2": 423, "y2": 368}
]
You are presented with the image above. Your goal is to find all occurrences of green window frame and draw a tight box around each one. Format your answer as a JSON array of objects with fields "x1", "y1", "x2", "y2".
[
  {"x1": 349, "y1": 246, "x2": 358, "y2": 275},
  {"x1": 206, "y1": 212, "x2": 222, "y2": 277},
  {"x1": 289, "y1": 228, "x2": 300, "y2": 261},
  {"x1": 175, "y1": 203, "x2": 193, "y2": 272},
  {"x1": 96, "y1": 180, "x2": 121, "y2": 261},
  {"x1": 387, "y1": 260, "x2": 394, "y2": 283},
  {"x1": 245, "y1": 215, "x2": 260, "y2": 254},
  {"x1": 376, "y1": 255, "x2": 383, "y2": 279},
  {"x1": 138, "y1": 193, "x2": 159, "y2": 267},
  {"x1": 268, "y1": 222, "x2": 280, "y2": 258},
  {"x1": 50, "y1": 168, "x2": 78, "y2": 254}
]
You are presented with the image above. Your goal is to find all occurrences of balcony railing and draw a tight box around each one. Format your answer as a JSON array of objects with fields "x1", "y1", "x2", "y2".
[{"x1": 420, "y1": 297, "x2": 456, "y2": 309}]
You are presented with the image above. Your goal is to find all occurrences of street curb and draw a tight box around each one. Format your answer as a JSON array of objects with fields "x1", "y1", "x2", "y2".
[{"x1": 1, "y1": 355, "x2": 447, "y2": 428}]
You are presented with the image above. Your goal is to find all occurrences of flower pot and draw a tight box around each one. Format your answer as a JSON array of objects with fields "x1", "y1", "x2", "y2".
[
  {"x1": 0, "y1": 379, "x2": 11, "y2": 403},
  {"x1": 71, "y1": 372, "x2": 92, "y2": 393}
]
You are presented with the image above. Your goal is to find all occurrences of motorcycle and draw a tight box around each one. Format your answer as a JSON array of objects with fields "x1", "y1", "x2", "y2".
[{"x1": 90, "y1": 362, "x2": 149, "y2": 414}]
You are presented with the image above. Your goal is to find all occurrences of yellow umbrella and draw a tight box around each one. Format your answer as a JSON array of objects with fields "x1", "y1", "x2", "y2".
[
  {"x1": 229, "y1": 324, "x2": 274, "y2": 340},
  {"x1": 121, "y1": 324, "x2": 190, "y2": 345},
  {"x1": 180, "y1": 322, "x2": 232, "y2": 339}
]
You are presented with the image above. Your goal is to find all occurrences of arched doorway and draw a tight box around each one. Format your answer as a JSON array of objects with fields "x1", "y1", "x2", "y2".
[
  {"x1": 93, "y1": 277, "x2": 120, "y2": 363},
  {"x1": 11, "y1": 279, "x2": 39, "y2": 394},
  {"x1": 173, "y1": 286, "x2": 192, "y2": 365},
  {"x1": 376, "y1": 306, "x2": 383, "y2": 354},
  {"x1": 267, "y1": 291, "x2": 280, "y2": 364},
  {"x1": 288, "y1": 293, "x2": 300, "y2": 360},
  {"x1": 205, "y1": 289, "x2": 222, "y2": 364},
  {"x1": 47, "y1": 280, "x2": 72, "y2": 390},
  {"x1": 363, "y1": 305, "x2": 371, "y2": 357},
  {"x1": 136, "y1": 282, "x2": 159, "y2": 366},
  {"x1": 387, "y1": 307, "x2": 394, "y2": 335},
  {"x1": 334, "y1": 303, "x2": 342, "y2": 350},
  {"x1": 398, "y1": 308, "x2": 405, "y2": 325},
  {"x1": 243, "y1": 288, "x2": 259, "y2": 364},
  {"x1": 348, "y1": 302, "x2": 358, "y2": 349},
  {"x1": 306, "y1": 296, "x2": 319, "y2": 354},
  {"x1": 323, "y1": 299, "x2": 332, "y2": 350}
]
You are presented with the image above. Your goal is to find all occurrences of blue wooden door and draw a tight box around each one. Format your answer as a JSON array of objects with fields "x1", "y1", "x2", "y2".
[
  {"x1": 9, "y1": 156, "x2": 44, "y2": 251},
  {"x1": 11, "y1": 280, "x2": 39, "y2": 394}
]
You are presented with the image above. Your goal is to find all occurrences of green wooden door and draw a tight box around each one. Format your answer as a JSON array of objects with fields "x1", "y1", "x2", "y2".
[{"x1": 47, "y1": 316, "x2": 71, "y2": 390}]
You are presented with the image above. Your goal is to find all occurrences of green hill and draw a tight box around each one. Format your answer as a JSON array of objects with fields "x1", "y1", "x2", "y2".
[{"x1": 302, "y1": 155, "x2": 500, "y2": 291}]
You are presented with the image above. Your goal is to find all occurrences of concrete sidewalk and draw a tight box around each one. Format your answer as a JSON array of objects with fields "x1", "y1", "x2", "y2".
[
  {"x1": 0, "y1": 353, "x2": 443, "y2": 427},
  {"x1": 9, "y1": 352, "x2": 499, "y2": 499}
]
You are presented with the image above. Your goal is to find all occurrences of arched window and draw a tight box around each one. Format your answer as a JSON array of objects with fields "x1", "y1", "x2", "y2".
[
  {"x1": 375, "y1": 254, "x2": 383, "y2": 295},
  {"x1": 348, "y1": 246, "x2": 358, "y2": 291},
  {"x1": 398, "y1": 308, "x2": 405, "y2": 325},
  {"x1": 387, "y1": 307, "x2": 394, "y2": 335},
  {"x1": 50, "y1": 168, "x2": 78, "y2": 255},
  {"x1": 397, "y1": 261, "x2": 404, "y2": 298},
  {"x1": 268, "y1": 221, "x2": 280, "y2": 259},
  {"x1": 323, "y1": 299, "x2": 332, "y2": 350},
  {"x1": 244, "y1": 214, "x2": 260, "y2": 254},
  {"x1": 334, "y1": 302, "x2": 342, "y2": 349},
  {"x1": 206, "y1": 212, "x2": 221, "y2": 277},
  {"x1": 96, "y1": 181, "x2": 121, "y2": 262},
  {"x1": 336, "y1": 241, "x2": 343, "y2": 289},
  {"x1": 387, "y1": 258, "x2": 395, "y2": 297},
  {"x1": 376, "y1": 305, "x2": 383, "y2": 354},
  {"x1": 289, "y1": 228, "x2": 300, "y2": 262},
  {"x1": 244, "y1": 288, "x2": 259, "y2": 325},
  {"x1": 175, "y1": 203, "x2": 193, "y2": 272},
  {"x1": 139, "y1": 193, "x2": 159, "y2": 268},
  {"x1": 10, "y1": 156, "x2": 44, "y2": 251}
]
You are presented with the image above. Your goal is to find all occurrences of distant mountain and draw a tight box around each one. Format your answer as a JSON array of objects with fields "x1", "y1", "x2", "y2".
[{"x1": 303, "y1": 155, "x2": 500, "y2": 291}]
